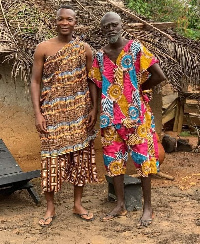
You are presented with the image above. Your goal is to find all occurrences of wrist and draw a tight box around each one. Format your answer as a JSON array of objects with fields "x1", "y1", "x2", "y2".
[
  {"x1": 92, "y1": 107, "x2": 98, "y2": 115},
  {"x1": 92, "y1": 105, "x2": 98, "y2": 111},
  {"x1": 35, "y1": 110, "x2": 42, "y2": 117}
]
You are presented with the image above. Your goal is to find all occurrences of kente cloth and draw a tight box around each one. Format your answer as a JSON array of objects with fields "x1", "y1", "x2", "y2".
[
  {"x1": 41, "y1": 141, "x2": 97, "y2": 192},
  {"x1": 40, "y1": 39, "x2": 98, "y2": 191},
  {"x1": 89, "y1": 40, "x2": 159, "y2": 176}
]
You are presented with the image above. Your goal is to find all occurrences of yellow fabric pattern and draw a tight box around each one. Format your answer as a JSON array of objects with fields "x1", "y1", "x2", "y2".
[
  {"x1": 117, "y1": 95, "x2": 129, "y2": 117},
  {"x1": 108, "y1": 84, "x2": 123, "y2": 101},
  {"x1": 109, "y1": 160, "x2": 126, "y2": 176},
  {"x1": 89, "y1": 67, "x2": 102, "y2": 82},
  {"x1": 140, "y1": 45, "x2": 155, "y2": 72}
]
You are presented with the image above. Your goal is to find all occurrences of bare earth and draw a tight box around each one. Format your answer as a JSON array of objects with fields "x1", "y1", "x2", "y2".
[
  {"x1": 0, "y1": 142, "x2": 200, "y2": 243},
  {"x1": 0, "y1": 107, "x2": 199, "y2": 244}
]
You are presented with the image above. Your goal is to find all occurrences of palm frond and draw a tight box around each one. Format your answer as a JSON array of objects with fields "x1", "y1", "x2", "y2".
[{"x1": 0, "y1": 0, "x2": 199, "y2": 92}]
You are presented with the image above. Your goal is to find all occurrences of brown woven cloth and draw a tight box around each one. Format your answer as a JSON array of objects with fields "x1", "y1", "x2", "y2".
[
  {"x1": 39, "y1": 39, "x2": 98, "y2": 192},
  {"x1": 40, "y1": 39, "x2": 97, "y2": 157},
  {"x1": 41, "y1": 141, "x2": 98, "y2": 192}
]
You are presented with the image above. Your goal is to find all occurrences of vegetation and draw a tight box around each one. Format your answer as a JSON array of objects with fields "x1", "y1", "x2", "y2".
[{"x1": 126, "y1": 0, "x2": 200, "y2": 40}]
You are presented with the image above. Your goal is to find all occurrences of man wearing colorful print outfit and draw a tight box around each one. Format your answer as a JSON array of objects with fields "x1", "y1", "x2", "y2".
[{"x1": 89, "y1": 12, "x2": 166, "y2": 226}]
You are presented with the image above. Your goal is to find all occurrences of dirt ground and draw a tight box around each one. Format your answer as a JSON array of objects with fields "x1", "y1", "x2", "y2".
[{"x1": 0, "y1": 107, "x2": 200, "y2": 244}]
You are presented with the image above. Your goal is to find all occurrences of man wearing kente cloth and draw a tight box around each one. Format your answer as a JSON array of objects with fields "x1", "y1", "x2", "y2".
[
  {"x1": 31, "y1": 6, "x2": 98, "y2": 226},
  {"x1": 88, "y1": 12, "x2": 166, "y2": 227}
]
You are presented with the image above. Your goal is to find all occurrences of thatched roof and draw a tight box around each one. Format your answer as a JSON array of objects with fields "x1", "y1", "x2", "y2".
[{"x1": 0, "y1": 0, "x2": 199, "y2": 93}]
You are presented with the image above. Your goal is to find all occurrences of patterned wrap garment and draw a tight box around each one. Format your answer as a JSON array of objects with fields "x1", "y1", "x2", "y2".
[
  {"x1": 88, "y1": 40, "x2": 160, "y2": 177},
  {"x1": 40, "y1": 39, "x2": 98, "y2": 192}
]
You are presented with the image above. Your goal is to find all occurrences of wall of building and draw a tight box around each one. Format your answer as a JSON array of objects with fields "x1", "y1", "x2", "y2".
[{"x1": 0, "y1": 58, "x2": 40, "y2": 171}]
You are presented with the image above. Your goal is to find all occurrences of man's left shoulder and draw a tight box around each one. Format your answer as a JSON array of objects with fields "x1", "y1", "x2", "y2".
[{"x1": 81, "y1": 42, "x2": 94, "y2": 56}]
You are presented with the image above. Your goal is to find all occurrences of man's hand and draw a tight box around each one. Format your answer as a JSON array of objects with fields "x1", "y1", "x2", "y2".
[
  {"x1": 35, "y1": 113, "x2": 48, "y2": 134},
  {"x1": 87, "y1": 108, "x2": 97, "y2": 131}
]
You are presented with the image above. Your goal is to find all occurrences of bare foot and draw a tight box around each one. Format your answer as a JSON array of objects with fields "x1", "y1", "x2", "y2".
[
  {"x1": 137, "y1": 208, "x2": 154, "y2": 228},
  {"x1": 39, "y1": 208, "x2": 56, "y2": 226},
  {"x1": 101, "y1": 205, "x2": 127, "y2": 221}
]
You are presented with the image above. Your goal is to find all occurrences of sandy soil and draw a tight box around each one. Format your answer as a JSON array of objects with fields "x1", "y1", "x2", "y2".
[{"x1": 0, "y1": 107, "x2": 200, "y2": 244}]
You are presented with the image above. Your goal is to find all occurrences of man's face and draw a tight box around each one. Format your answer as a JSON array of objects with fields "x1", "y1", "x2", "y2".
[
  {"x1": 56, "y1": 8, "x2": 76, "y2": 35},
  {"x1": 101, "y1": 15, "x2": 122, "y2": 43}
]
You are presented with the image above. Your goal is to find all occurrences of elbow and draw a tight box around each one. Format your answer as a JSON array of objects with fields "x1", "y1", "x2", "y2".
[
  {"x1": 160, "y1": 73, "x2": 166, "y2": 82},
  {"x1": 155, "y1": 73, "x2": 166, "y2": 85},
  {"x1": 157, "y1": 68, "x2": 167, "y2": 82}
]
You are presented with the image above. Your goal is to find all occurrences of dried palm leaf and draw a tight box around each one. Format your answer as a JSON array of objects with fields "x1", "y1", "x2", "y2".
[{"x1": 0, "y1": 0, "x2": 199, "y2": 93}]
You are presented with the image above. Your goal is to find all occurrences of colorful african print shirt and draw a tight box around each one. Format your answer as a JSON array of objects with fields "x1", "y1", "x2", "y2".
[
  {"x1": 40, "y1": 39, "x2": 96, "y2": 157},
  {"x1": 88, "y1": 40, "x2": 158, "y2": 129}
]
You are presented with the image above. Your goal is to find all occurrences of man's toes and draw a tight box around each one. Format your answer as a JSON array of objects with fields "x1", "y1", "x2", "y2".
[
  {"x1": 137, "y1": 218, "x2": 152, "y2": 228},
  {"x1": 82, "y1": 212, "x2": 93, "y2": 220},
  {"x1": 39, "y1": 218, "x2": 46, "y2": 226}
]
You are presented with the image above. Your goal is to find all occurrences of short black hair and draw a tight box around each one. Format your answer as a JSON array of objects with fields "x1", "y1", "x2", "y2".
[
  {"x1": 56, "y1": 5, "x2": 76, "y2": 19},
  {"x1": 57, "y1": 5, "x2": 76, "y2": 17}
]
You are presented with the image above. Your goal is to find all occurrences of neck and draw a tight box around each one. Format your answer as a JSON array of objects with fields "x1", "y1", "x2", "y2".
[{"x1": 57, "y1": 33, "x2": 73, "y2": 43}]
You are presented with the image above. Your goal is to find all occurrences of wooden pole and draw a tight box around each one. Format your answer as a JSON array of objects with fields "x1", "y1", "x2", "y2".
[
  {"x1": 177, "y1": 99, "x2": 184, "y2": 134},
  {"x1": 125, "y1": 22, "x2": 176, "y2": 30},
  {"x1": 131, "y1": 172, "x2": 175, "y2": 180},
  {"x1": 173, "y1": 98, "x2": 180, "y2": 132}
]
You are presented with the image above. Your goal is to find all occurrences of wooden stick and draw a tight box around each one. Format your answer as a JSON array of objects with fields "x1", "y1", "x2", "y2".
[
  {"x1": 131, "y1": 172, "x2": 175, "y2": 180},
  {"x1": 107, "y1": 0, "x2": 175, "y2": 41},
  {"x1": 125, "y1": 22, "x2": 176, "y2": 30},
  {"x1": 155, "y1": 172, "x2": 175, "y2": 181}
]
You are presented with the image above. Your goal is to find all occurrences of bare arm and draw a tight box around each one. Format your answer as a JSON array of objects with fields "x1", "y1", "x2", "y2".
[
  {"x1": 84, "y1": 42, "x2": 93, "y2": 74},
  {"x1": 30, "y1": 43, "x2": 47, "y2": 133},
  {"x1": 88, "y1": 79, "x2": 98, "y2": 111},
  {"x1": 141, "y1": 63, "x2": 166, "y2": 90},
  {"x1": 84, "y1": 43, "x2": 98, "y2": 130}
]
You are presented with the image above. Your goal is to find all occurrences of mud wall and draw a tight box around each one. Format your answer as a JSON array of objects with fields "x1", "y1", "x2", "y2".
[{"x1": 0, "y1": 58, "x2": 40, "y2": 171}]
